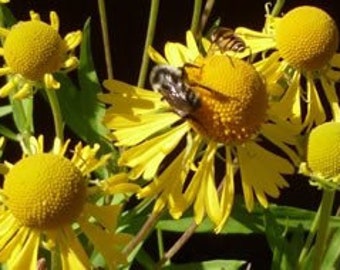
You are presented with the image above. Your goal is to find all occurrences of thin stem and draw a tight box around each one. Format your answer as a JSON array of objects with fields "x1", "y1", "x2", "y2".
[
  {"x1": 297, "y1": 203, "x2": 322, "y2": 269},
  {"x1": 123, "y1": 211, "x2": 162, "y2": 256},
  {"x1": 190, "y1": 0, "x2": 203, "y2": 39},
  {"x1": 97, "y1": 0, "x2": 114, "y2": 79},
  {"x1": 156, "y1": 228, "x2": 165, "y2": 261},
  {"x1": 197, "y1": 0, "x2": 215, "y2": 39},
  {"x1": 45, "y1": 89, "x2": 64, "y2": 142},
  {"x1": 271, "y1": 0, "x2": 285, "y2": 17},
  {"x1": 137, "y1": 0, "x2": 159, "y2": 88},
  {"x1": 156, "y1": 221, "x2": 198, "y2": 269},
  {"x1": 312, "y1": 189, "x2": 335, "y2": 270}
]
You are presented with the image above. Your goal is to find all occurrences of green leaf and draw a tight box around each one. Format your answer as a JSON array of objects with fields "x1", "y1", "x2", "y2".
[
  {"x1": 0, "y1": 124, "x2": 18, "y2": 141},
  {"x1": 10, "y1": 97, "x2": 34, "y2": 135},
  {"x1": 55, "y1": 18, "x2": 118, "y2": 165},
  {"x1": 0, "y1": 105, "x2": 12, "y2": 118},
  {"x1": 321, "y1": 228, "x2": 340, "y2": 269},
  {"x1": 162, "y1": 260, "x2": 246, "y2": 270}
]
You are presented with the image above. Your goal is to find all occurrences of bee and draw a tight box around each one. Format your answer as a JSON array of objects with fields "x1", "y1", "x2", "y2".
[
  {"x1": 208, "y1": 27, "x2": 246, "y2": 54},
  {"x1": 149, "y1": 65, "x2": 201, "y2": 118}
]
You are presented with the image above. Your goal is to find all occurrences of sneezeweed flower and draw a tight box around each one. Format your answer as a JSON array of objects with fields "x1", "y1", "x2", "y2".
[
  {"x1": 236, "y1": 5, "x2": 340, "y2": 130},
  {"x1": 99, "y1": 32, "x2": 298, "y2": 232},
  {"x1": 300, "y1": 121, "x2": 340, "y2": 189},
  {"x1": 0, "y1": 136, "x2": 139, "y2": 269},
  {"x1": 0, "y1": 10, "x2": 82, "y2": 99}
]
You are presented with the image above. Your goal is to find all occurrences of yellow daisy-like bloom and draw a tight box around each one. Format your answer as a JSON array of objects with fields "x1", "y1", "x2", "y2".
[
  {"x1": 300, "y1": 121, "x2": 340, "y2": 188},
  {"x1": 0, "y1": 10, "x2": 82, "y2": 99},
  {"x1": 0, "y1": 136, "x2": 139, "y2": 269},
  {"x1": 99, "y1": 32, "x2": 297, "y2": 232},
  {"x1": 0, "y1": 0, "x2": 9, "y2": 3},
  {"x1": 236, "y1": 5, "x2": 340, "y2": 130}
]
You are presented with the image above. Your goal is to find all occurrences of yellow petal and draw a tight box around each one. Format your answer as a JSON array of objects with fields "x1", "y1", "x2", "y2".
[
  {"x1": 215, "y1": 147, "x2": 235, "y2": 233},
  {"x1": 58, "y1": 226, "x2": 90, "y2": 270},
  {"x1": 84, "y1": 203, "x2": 121, "y2": 230},
  {"x1": 237, "y1": 142, "x2": 291, "y2": 212},
  {"x1": 111, "y1": 112, "x2": 180, "y2": 146},
  {"x1": 78, "y1": 217, "x2": 131, "y2": 268},
  {"x1": 148, "y1": 46, "x2": 168, "y2": 64},
  {"x1": 8, "y1": 230, "x2": 39, "y2": 270},
  {"x1": 164, "y1": 42, "x2": 190, "y2": 67},
  {"x1": 119, "y1": 122, "x2": 190, "y2": 179}
]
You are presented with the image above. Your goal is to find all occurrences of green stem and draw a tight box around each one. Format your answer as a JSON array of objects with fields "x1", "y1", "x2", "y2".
[
  {"x1": 297, "y1": 189, "x2": 335, "y2": 269},
  {"x1": 297, "y1": 202, "x2": 322, "y2": 268},
  {"x1": 271, "y1": 0, "x2": 285, "y2": 17},
  {"x1": 97, "y1": 0, "x2": 114, "y2": 79},
  {"x1": 45, "y1": 89, "x2": 64, "y2": 143},
  {"x1": 312, "y1": 189, "x2": 335, "y2": 270},
  {"x1": 137, "y1": 0, "x2": 159, "y2": 88},
  {"x1": 156, "y1": 228, "x2": 165, "y2": 260},
  {"x1": 190, "y1": 0, "x2": 203, "y2": 38}
]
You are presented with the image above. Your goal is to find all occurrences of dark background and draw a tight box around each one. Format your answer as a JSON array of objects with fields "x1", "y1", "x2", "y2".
[{"x1": 5, "y1": 0, "x2": 340, "y2": 269}]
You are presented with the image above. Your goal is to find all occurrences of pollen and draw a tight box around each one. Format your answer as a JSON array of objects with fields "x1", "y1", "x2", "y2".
[
  {"x1": 307, "y1": 122, "x2": 340, "y2": 179},
  {"x1": 275, "y1": 6, "x2": 339, "y2": 71},
  {"x1": 184, "y1": 55, "x2": 268, "y2": 144},
  {"x1": 3, "y1": 20, "x2": 67, "y2": 81},
  {"x1": 4, "y1": 154, "x2": 87, "y2": 230}
]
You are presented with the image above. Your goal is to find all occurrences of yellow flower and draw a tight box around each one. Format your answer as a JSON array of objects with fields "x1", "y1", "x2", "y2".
[
  {"x1": 99, "y1": 32, "x2": 297, "y2": 232},
  {"x1": 0, "y1": 11, "x2": 82, "y2": 99},
  {"x1": 0, "y1": 136, "x2": 139, "y2": 269},
  {"x1": 300, "y1": 122, "x2": 340, "y2": 188},
  {"x1": 236, "y1": 5, "x2": 340, "y2": 130},
  {"x1": 0, "y1": 0, "x2": 9, "y2": 3}
]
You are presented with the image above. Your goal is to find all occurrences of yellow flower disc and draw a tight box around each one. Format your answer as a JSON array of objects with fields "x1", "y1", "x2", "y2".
[
  {"x1": 184, "y1": 55, "x2": 268, "y2": 144},
  {"x1": 4, "y1": 154, "x2": 87, "y2": 229},
  {"x1": 276, "y1": 6, "x2": 339, "y2": 71},
  {"x1": 307, "y1": 122, "x2": 340, "y2": 178},
  {"x1": 4, "y1": 21, "x2": 66, "y2": 81}
]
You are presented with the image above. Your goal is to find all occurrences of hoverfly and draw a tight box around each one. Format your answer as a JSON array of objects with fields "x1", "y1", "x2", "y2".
[
  {"x1": 149, "y1": 65, "x2": 201, "y2": 118},
  {"x1": 209, "y1": 26, "x2": 246, "y2": 54}
]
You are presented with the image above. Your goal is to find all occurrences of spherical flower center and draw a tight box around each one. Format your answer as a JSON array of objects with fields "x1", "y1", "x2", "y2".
[
  {"x1": 307, "y1": 122, "x2": 340, "y2": 179},
  {"x1": 184, "y1": 55, "x2": 268, "y2": 144},
  {"x1": 276, "y1": 6, "x2": 339, "y2": 71},
  {"x1": 4, "y1": 20, "x2": 67, "y2": 80},
  {"x1": 4, "y1": 154, "x2": 87, "y2": 229}
]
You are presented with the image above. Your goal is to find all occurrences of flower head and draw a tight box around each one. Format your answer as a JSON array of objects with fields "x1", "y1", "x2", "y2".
[
  {"x1": 0, "y1": 11, "x2": 82, "y2": 99},
  {"x1": 276, "y1": 6, "x2": 338, "y2": 71},
  {"x1": 0, "y1": 136, "x2": 139, "y2": 269},
  {"x1": 99, "y1": 32, "x2": 297, "y2": 232},
  {"x1": 236, "y1": 5, "x2": 340, "y2": 130},
  {"x1": 300, "y1": 122, "x2": 340, "y2": 188}
]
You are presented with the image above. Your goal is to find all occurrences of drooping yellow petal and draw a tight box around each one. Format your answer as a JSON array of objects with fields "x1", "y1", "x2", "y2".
[
  {"x1": 78, "y1": 217, "x2": 131, "y2": 269},
  {"x1": 100, "y1": 173, "x2": 141, "y2": 195},
  {"x1": 58, "y1": 226, "x2": 90, "y2": 270},
  {"x1": 119, "y1": 122, "x2": 190, "y2": 179},
  {"x1": 0, "y1": 214, "x2": 21, "y2": 262},
  {"x1": 303, "y1": 76, "x2": 327, "y2": 130},
  {"x1": 100, "y1": 79, "x2": 164, "y2": 115},
  {"x1": 215, "y1": 146, "x2": 235, "y2": 233},
  {"x1": 8, "y1": 230, "x2": 39, "y2": 270},
  {"x1": 237, "y1": 141, "x2": 291, "y2": 212},
  {"x1": 111, "y1": 112, "x2": 181, "y2": 146},
  {"x1": 84, "y1": 203, "x2": 121, "y2": 230}
]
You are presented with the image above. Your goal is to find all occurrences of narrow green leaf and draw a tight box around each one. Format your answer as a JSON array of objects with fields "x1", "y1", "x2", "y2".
[
  {"x1": 321, "y1": 228, "x2": 340, "y2": 269},
  {"x1": 0, "y1": 105, "x2": 12, "y2": 118},
  {"x1": 0, "y1": 124, "x2": 18, "y2": 141},
  {"x1": 162, "y1": 260, "x2": 246, "y2": 270},
  {"x1": 10, "y1": 97, "x2": 34, "y2": 135},
  {"x1": 55, "y1": 18, "x2": 118, "y2": 168}
]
